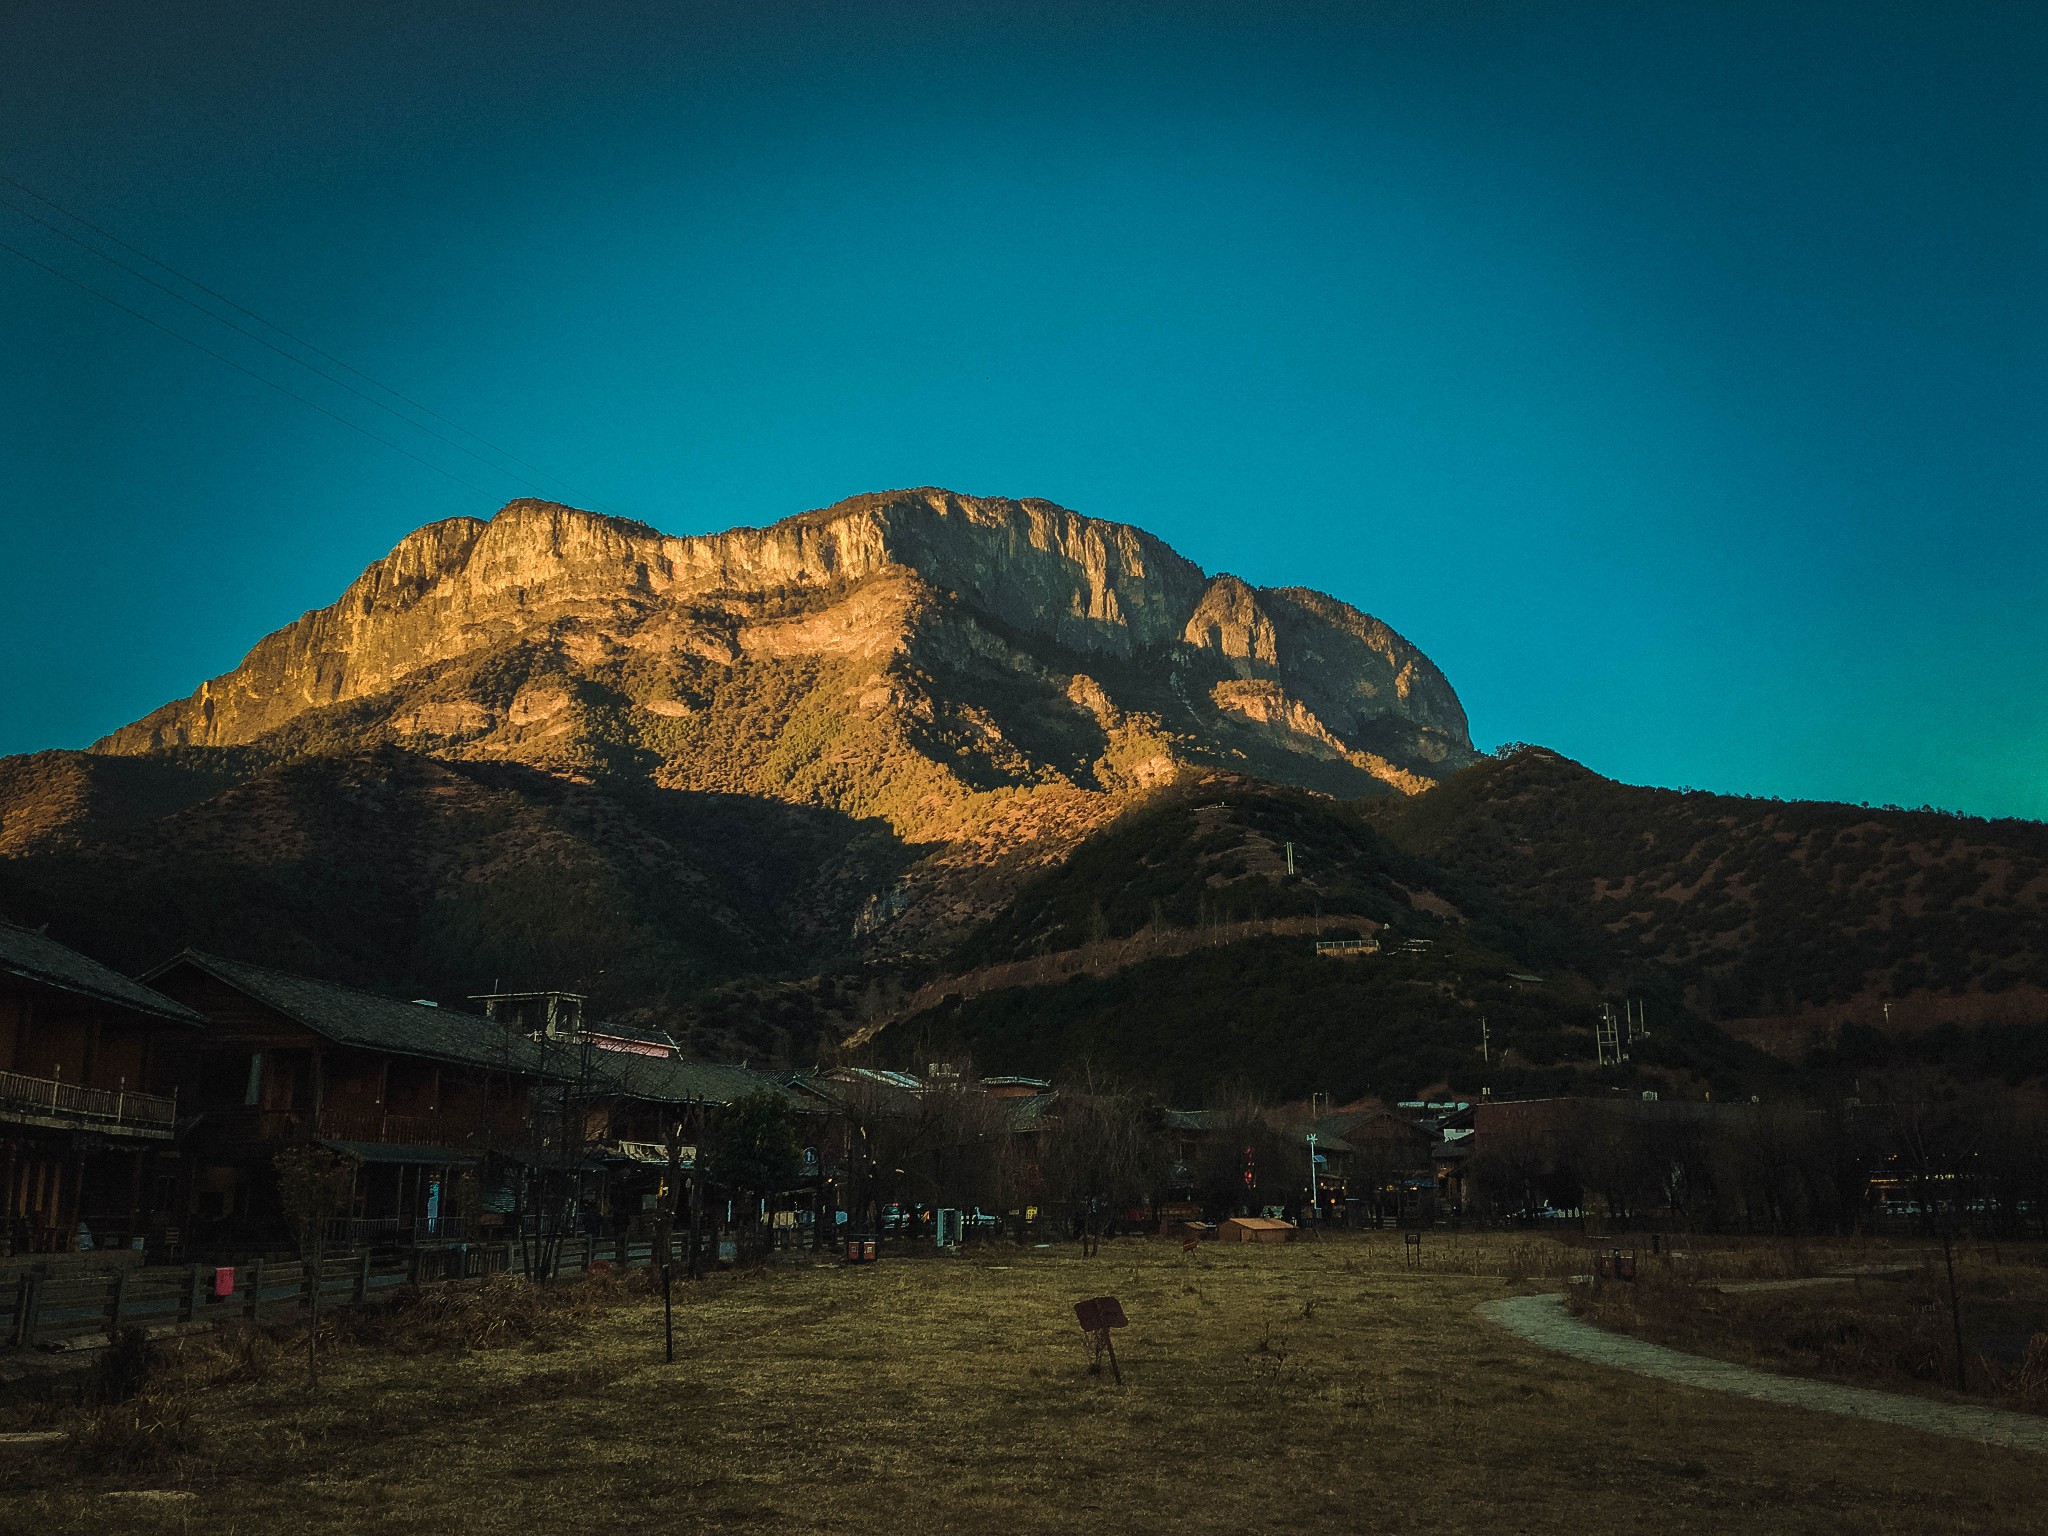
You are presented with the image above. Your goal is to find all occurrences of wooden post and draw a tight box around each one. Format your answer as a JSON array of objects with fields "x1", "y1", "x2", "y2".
[
  {"x1": 249, "y1": 1258, "x2": 266, "y2": 1321},
  {"x1": 13, "y1": 1272, "x2": 39, "y2": 1347},
  {"x1": 109, "y1": 1266, "x2": 130, "y2": 1336},
  {"x1": 355, "y1": 1250, "x2": 371, "y2": 1305},
  {"x1": 183, "y1": 1263, "x2": 203, "y2": 1324},
  {"x1": 407, "y1": 1245, "x2": 423, "y2": 1286}
]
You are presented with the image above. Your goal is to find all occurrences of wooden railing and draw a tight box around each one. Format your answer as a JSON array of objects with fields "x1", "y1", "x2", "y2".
[
  {"x1": 314, "y1": 1108, "x2": 493, "y2": 1149},
  {"x1": 0, "y1": 1068, "x2": 177, "y2": 1132},
  {"x1": 203, "y1": 1107, "x2": 511, "y2": 1149},
  {"x1": 2, "y1": 1236, "x2": 667, "y2": 1349},
  {"x1": 325, "y1": 1212, "x2": 476, "y2": 1246}
]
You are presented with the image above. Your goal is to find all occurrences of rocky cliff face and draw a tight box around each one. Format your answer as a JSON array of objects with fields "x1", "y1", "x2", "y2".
[{"x1": 97, "y1": 490, "x2": 1474, "y2": 799}]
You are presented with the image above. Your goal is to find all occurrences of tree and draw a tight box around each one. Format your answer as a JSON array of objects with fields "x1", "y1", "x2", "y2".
[
  {"x1": 1188, "y1": 1095, "x2": 1294, "y2": 1221},
  {"x1": 1876, "y1": 1069, "x2": 1979, "y2": 1391},
  {"x1": 1036, "y1": 1073, "x2": 1167, "y2": 1254},
  {"x1": 273, "y1": 1144, "x2": 359, "y2": 1390},
  {"x1": 703, "y1": 1090, "x2": 803, "y2": 1256}
]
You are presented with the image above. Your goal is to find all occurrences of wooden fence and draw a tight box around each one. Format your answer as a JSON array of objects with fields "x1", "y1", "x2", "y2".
[{"x1": 2, "y1": 1237, "x2": 664, "y2": 1351}]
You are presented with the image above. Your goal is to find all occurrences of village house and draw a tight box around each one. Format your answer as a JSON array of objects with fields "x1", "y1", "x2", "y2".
[
  {"x1": 1304, "y1": 1108, "x2": 1439, "y2": 1224},
  {"x1": 0, "y1": 920, "x2": 204, "y2": 1257},
  {"x1": 468, "y1": 989, "x2": 828, "y2": 1242},
  {"x1": 144, "y1": 952, "x2": 552, "y2": 1255}
]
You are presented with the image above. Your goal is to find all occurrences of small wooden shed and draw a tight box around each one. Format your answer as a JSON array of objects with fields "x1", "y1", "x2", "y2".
[{"x1": 1218, "y1": 1216, "x2": 1294, "y2": 1244}]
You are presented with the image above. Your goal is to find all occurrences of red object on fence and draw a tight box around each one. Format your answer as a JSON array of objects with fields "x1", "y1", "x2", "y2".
[{"x1": 212, "y1": 1266, "x2": 235, "y2": 1298}]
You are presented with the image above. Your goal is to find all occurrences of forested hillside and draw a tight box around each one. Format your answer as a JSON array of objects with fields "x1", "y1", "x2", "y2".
[{"x1": 1369, "y1": 747, "x2": 2048, "y2": 1019}]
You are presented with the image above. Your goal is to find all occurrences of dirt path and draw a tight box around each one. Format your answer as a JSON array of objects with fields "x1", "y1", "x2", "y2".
[
  {"x1": 1479, "y1": 1292, "x2": 2048, "y2": 1454},
  {"x1": 883, "y1": 913, "x2": 1378, "y2": 1023}
]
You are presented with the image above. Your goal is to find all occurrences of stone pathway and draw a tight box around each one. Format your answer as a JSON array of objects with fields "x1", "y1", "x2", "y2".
[{"x1": 1479, "y1": 1292, "x2": 2048, "y2": 1454}]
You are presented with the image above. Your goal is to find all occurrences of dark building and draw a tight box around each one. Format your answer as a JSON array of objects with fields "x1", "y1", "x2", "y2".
[
  {"x1": 0, "y1": 920, "x2": 204, "y2": 1256},
  {"x1": 145, "y1": 951, "x2": 551, "y2": 1253}
]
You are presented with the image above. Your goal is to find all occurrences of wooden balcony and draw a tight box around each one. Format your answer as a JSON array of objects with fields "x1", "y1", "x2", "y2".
[
  {"x1": 315, "y1": 1108, "x2": 491, "y2": 1149},
  {"x1": 0, "y1": 1068, "x2": 177, "y2": 1139},
  {"x1": 199, "y1": 1105, "x2": 527, "y2": 1152}
]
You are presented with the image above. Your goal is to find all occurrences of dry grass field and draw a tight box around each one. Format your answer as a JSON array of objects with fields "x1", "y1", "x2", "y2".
[
  {"x1": 2, "y1": 1232, "x2": 2044, "y2": 1536},
  {"x1": 1569, "y1": 1243, "x2": 2048, "y2": 1414}
]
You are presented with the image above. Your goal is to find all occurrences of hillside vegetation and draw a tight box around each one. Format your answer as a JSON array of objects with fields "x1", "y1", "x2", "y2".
[
  {"x1": 6, "y1": 741, "x2": 2044, "y2": 1094},
  {"x1": 1370, "y1": 747, "x2": 2048, "y2": 1019},
  {"x1": 0, "y1": 746, "x2": 893, "y2": 1058}
]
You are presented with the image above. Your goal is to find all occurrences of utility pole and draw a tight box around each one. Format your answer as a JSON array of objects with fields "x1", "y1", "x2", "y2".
[
  {"x1": 1305, "y1": 1130, "x2": 1320, "y2": 1235},
  {"x1": 1481, "y1": 1016, "x2": 1490, "y2": 1063},
  {"x1": 660, "y1": 1121, "x2": 680, "y2": 1363},
  {"x1": 1285, "y1": 841, "x2": 1296, "y2": 876},
  {"x1": 1595, "y1": 1004, "x2": 1624, "y2": 1068}
]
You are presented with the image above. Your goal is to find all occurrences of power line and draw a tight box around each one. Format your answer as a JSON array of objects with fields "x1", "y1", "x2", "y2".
[
  {"x1": 0, "y1": 236, "x2": 501, "y2": 498},
  {"x1": 0, "y1": 173, "x2": 617, "y2": 513},
  {"x1": 0, "y1": 191, "x2": 549, "y2": 498}
]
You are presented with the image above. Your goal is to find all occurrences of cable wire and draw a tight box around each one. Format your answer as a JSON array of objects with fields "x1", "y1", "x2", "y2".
[
  {"x1": 0, "y1": 173, "x2": 616, "y2": 513},
  {"x1": 0, "y1": 192, "x2": 573, "y2": 503},
  {"x1": 0, "y1": 236, "x2": 501, "y2": 497}
]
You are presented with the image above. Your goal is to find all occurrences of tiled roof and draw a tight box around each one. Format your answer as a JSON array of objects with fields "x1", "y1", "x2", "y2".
[
  {"x1": 584, "y1": 1018, "x2": 680, "y2": 1052},
  {"x1": 586, "y1": 1050, "x2": 808, "y2": 1108},
  {"x1": 1004, "y1": 1093, "x2": 1056, "y2": 1130},
  {"x1": 0, "y1": 920, "x2": 204, "y2": 1025},
  {"x1": 152, "y1": 951, "x2": 552, "y2": 1075}
]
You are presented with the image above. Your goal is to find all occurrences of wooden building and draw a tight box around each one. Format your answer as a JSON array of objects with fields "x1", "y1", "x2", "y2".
[
  {"x1": 1308, "y1": 1109, "x2": 1439, "y2": 1223},
  {"x1": 1218, "y1": 1215, "x2": 1294, "y2": 1243},
  {"x1": 144, "y1": 951, "x2": 551, "y2": 1253},
  {"x1": 0, "y1": 919, "x2": 204, "y2": 1256}
]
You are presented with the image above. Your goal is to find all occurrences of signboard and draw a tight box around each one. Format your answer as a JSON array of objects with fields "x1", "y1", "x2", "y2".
[
  {"x1": 1073, "y1": 1295, "x2": 1129, "y2": 1384},
  {"x1": 1073, "y1": 1296, "x2": 1128, "y2": 1333}
]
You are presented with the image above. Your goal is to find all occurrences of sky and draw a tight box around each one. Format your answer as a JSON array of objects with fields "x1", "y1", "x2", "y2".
[{"x1": 2, "y1": 2, "x2": 2043, "y2": 819}]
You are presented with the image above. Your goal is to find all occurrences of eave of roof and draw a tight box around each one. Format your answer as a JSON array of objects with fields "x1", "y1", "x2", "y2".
[
  {"x1": 587, "y1": 1051, "x2": 810, "y2": 1109},
  {"x1": 148, "y1": 950, "x2": 555, "y2": 1076},
  {"x1": 0, "y1": 920, "x2": 205, "y2": 1026}
]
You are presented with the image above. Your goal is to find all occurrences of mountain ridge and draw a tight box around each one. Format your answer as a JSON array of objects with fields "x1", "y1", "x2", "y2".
[
  {"x1": 95, "y1": 490, "x2": 1474, "y2": 801},
  {"x1": 9, "y1": 489, "x2": 2040, "y2": 1096}
]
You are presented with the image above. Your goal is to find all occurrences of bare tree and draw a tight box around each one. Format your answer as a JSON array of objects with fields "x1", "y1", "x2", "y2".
[
  {"x1": 273, "y1": 1144, "x2": 359, "y2": 1390},
  {"x1": 1874, "y1": 1069, "x2": 1978, "y2": 1392},
  {"x1": 1036, "y1": 1071, "x2": 1168, "y2": 1255},
  {"x1": 1188, "y1": 1094, "x2": 1294, "y2": 1221}
]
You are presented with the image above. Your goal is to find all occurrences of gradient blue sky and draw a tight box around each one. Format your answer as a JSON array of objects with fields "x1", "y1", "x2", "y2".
[{"x1": 3, "y1": 2, "x2": 2043, "y2": 818}]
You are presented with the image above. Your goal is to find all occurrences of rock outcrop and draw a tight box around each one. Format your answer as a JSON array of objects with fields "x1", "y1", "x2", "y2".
[{"x1": 96, "y1": 490, "x2": 1475, "y2": 806}]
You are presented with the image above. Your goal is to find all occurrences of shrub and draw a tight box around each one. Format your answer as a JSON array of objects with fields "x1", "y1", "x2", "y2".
[
  {"x1": 84, "y1": 1328, "x2": 157, "y2": 1407},
  {"x1": 67, "y1": 1393, "x2": 193, "y2": 1478}
]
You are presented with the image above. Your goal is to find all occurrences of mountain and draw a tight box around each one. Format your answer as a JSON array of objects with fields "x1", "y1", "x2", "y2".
[
  {"x1": 1, "y1": 490, "x2": 1475, "y2": 1048},
  {"x1": 8, "y1": 489, "x2": 2038, "y2": 1096},
  {"x1": 1368, "y1": 747, "x2": 2048, "y2": 1053},
  {"x1": 98, "y1": 490, "x2": 1473, "y2": 803},
  {"x1": 873, "y1": 752, "x2": 2048, "y2": 1101}
]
